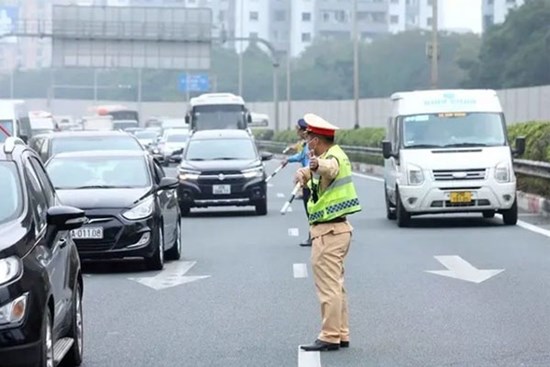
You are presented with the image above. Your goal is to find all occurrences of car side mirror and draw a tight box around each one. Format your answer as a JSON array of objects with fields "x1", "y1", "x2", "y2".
[
  {"x1": 47, "y1": 206, "x2": 87, "y2": 231},
  {"x1": 260, "y1": 151, "x2": 273, "y2": 161},
  {"x1": 513, "y1": 136, "x2": 526, "y2": 157},
  {"x1": 247, "y1": 114, "x2": 253, "y2": 124},
  {"x1": 158, "y1": 177, "x2": 179, "y2": 190},
  {"x1": 185, "y1": 115, "x2": 190, "y2": 124},
  {"x1": 382, "y1": 140, "x2": 394, "y2": 159}
]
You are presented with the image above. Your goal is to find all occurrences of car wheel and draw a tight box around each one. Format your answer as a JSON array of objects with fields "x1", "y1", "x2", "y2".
[
  {"x1": 179, "y1": 203, "x2": 190, "y2": 217},
  {"x1": 63, "y1": 281, "x2": 83, "y2": 366},
  {"x1": 255, "y1": 198, "x2": 267, "y2": 215},
  {"x1": 396, "y1": 189, "x2": 411, "y2": 228},
  {"x1": 40, "y1": 308, "x2": 54, "y2": 367},
  {"x1": 165, "y1": 220, "x2": 182, "y2": 261},
  {"x1": 145, "y1": 225, "x2": 164, "y2": 270},
  {"x1": 482, "y1": 210, "x2": 495, "y2": 219},
  {"x1": 502, "y1": 199, "x2": 518, "y2": 226},
  {"x1": 385, "y1": 186, "x2": 396, "y2": 220}
]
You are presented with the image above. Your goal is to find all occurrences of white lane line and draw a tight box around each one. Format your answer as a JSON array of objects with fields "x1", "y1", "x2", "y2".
[
  {"x1": 298, "y1": 347, "x2": 321, "y2": 367},
  {"x1": 288, "y1": 228, "x2": 300, "y2": 237},
  {"x1": 267, "y1": 183, "x2": 274, "y2": 188},
  {"x1": 352, "y1": 172, "x2": 384, "y2": 182},
  {"x1": 277, "y1": 192, "x2": 285, "y2": 198},
  {"x1": 293, "y1": 263, "x2": 308, "y2": 278},
  {"x1": 353, "y1": 171, "x2": 550, "y2": 239}
]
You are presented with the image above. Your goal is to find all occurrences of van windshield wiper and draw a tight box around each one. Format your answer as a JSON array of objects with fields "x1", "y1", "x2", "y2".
[
  {"x1": 211, "y1": 157, "x2": 240, "y2": 160},
  {"x1": 188, "y1": 158, "x2": 205, "y2": 161},
  {"x1": 405, "y1": 144, "x2": 443, "y2": 149},
  {"x1": 443, "y1": 143, "x2": 488, "y2": 148}
]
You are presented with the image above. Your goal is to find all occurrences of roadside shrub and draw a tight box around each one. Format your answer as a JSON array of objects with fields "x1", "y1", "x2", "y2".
[{"x1": 507, "y1": 121, "x2": 550, "y2": 162}]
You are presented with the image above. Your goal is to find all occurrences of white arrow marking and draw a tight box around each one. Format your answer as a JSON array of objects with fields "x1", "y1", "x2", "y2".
[
  {"x1": 286, "y1": 205, "x2": 293, "y2": 212},
  {"x1": 293, "y1": 263, "x2": 308, "y2": 278},
  {"x1": 426, "y1": 256, "x2": 504, "y2": 284},
  {"x1": 129, "y1": 261, "x2": 210, "y2": 290},
  {"x1": 267, "y1": 183, "x2": 274, "y2": 188},
  {"x1": 277, "y1": 192, "x2": 285, "y2": 198}
]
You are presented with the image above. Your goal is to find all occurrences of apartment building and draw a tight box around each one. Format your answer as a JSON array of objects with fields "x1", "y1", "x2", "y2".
[
  {"x1": 234, "y1": 0, "x2": 444, "y2": 57},
  {"x1": 482, "y1": 0, "x2": 525, "y2": 31}
]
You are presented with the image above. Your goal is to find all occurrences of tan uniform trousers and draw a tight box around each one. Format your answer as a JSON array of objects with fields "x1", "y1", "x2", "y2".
[{"x1": 310, "y1": 220, "x2": 353, "y2": 344}]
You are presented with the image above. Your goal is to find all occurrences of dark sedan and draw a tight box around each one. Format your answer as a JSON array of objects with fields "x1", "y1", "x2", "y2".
[{"x1": 45, "y1": 150, "x2": 181, "y2": 270}]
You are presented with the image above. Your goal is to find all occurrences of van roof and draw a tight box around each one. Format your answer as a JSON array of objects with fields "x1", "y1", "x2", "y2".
[
  {"x1": 189, "y1": 93, "x2": 245, "y2": 107},
  {"x1": 390, "y1": 89, "x2": 502, "y2": 116}
]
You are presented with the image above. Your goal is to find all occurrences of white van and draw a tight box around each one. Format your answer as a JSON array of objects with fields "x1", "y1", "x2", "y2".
[
  {"x1": 0, "y1": 100, "x2": 32, "y2": 144},
  {"x1": 185, "y1": 93, "x2": 252, "y2": 132},
  {"x1": 382, "y1": 89, "x2": 525, "y2": 227}
]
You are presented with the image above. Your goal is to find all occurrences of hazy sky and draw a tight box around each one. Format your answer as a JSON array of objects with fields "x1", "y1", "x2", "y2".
[{"x1": 442, "y1": 0, "x2": 483, "y2": 33}]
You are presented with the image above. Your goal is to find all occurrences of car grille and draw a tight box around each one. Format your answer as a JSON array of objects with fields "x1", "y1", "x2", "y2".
[
  {"x1": 432, "y1": 168, "x2": 487, "y2": 181},
  {"x1": 198, "y1": 170, "x2": 245, "y2": 184}
]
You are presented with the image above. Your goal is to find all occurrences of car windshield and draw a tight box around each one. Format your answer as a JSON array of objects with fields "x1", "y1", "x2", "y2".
[
  {"x1": 46, "y1": 156, "x2": 151, "y2": 190},
  {"x1": 402, "y1": 112, "x2": 507, "y2": 148},
  {"x1": 192, "y1": 105, "x2": 247, "y2": 130},
  {"x1": 51, "y1": 136, "x2": 142, "y2": 155},
  {"x1": 185, "y1": 138, "x2": 257, "y2": 161},
  {"x1": 0, "y1": 120, "x2": 14, "y2": 143},
  {"x1": 135, "y1": 131, "x2": 158, "y2": 139},
  {"x1": 0, "y1": 162, "x2": 22, "y2": 224},
  {"x1": 166, "y1": 134, "x2": 188, "y2": 143},
  {"x1": 113, "y1": 121, "x2": 139, "y2": 131}
]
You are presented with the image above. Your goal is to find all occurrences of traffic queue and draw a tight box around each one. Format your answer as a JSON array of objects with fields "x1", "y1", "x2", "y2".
[{"x1": 0, "y1": 88, "x2": 527, "y2": 365}]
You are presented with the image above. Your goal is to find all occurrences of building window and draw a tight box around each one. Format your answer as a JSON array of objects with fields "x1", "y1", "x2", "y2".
[
  {"x1": 322, "y1": 12, "x2": 330, "y2": 22},
  {"x1": 249, "y1": 11, "x2": 259, "y2": 21},
  {"x1": 250, "y1": 32, "x2": 258, "y2": 39},
  {"x1": 390, "y1": 15, "x2": 399, "y2": 24},
  {"x1": 426, "y1": 17, "x2": 432, "y2": 26},
  {"x1": 218, "y1": 11, "x2": 225, "y2": 22},
  {"x1": 302, "y1": 12, "x2": 311, "y2": 21},
  {"x1": 274, "y1": 10, "x2": 286, "y2": 21},
  {"x1": 335, "y1": 10, "x2": 347, "y2": 23},
  {"x1": 391, "y1": 0, "x2": 399, "y2": 3},
  {"x1": 427, "y1": 0, "x2": 433, "y2": 5},
  {"x1": 301, "y1": 33, "x2": 311, "y2": 42}
]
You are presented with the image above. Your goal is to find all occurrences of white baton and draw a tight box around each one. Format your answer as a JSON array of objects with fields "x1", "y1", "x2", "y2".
[{"x1": 280, "y1": 183, "x2": 302, "y2": 215}]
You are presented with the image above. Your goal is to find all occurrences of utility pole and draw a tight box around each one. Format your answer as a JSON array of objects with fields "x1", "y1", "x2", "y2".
[
  {"x1": 93, "y1": 69, "x2": 98, "y2": 102},
  {"x1": 9, "y1": 69, "x2": 14, "y2": 99},
  {"x1": 352, "y1": 0, "x2": 360, "y2": 129},
  {"x1": 137, "y1": 68, "x2": 143, "y2": 124},
  {"x1": 238, "y1": 0, "x2": 244, "y2": 95},
  {"x1": 286, "y1": 3, "x2": 292, "y2": 130},
  {"x1": 430, "y1": 0, "x2": 439, "y2": 89}
]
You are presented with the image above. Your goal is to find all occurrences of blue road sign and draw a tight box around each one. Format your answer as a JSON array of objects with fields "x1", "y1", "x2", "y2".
[{"x1": 178, "y1": 73, "x2": 210, "y2": 92}]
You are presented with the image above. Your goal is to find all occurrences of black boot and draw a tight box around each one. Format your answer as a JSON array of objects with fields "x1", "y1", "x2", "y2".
[{"x1": 300, "y1": 339, "x2": 340, "y2": 352}]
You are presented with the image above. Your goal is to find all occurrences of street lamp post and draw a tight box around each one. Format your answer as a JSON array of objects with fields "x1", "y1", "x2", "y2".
[
  {"x1": 352, "y1": 0, "x2": 360, "y2": 129},
  {"x1": 430, "y1": 0, "x2": 439, "y2": 89}
]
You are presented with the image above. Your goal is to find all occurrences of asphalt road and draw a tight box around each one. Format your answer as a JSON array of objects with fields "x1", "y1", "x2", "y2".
[{"x1": 80, "y1": 160, "x2": 550, "y2": 367}]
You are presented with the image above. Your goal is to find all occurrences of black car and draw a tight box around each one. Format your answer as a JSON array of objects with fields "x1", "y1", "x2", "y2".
[
  {"x1": 45, "y1": 150, "x2": 181, "y2": 270},
  {"x1": 0, "y1": 137, "x2": 87, "y2": 367},
  {"x1": 177, "y1": 129, "x2": 273, "y2": 216},
  {"x1": 29, "y1": 131, "x2": 145, "y2": 163}
]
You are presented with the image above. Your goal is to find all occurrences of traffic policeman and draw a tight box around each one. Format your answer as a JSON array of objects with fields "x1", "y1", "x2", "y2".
[
  {"x1": 282, "y1": 118, "x2": 312, "y2": 247},
  {"x1": 295, "y1": 113, "x2": 361, "y2": 352}
]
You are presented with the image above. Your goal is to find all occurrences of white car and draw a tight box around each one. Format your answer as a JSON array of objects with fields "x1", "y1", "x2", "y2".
[{"x1": 158, "y1": 129, "x2": 190, "y2": 166}]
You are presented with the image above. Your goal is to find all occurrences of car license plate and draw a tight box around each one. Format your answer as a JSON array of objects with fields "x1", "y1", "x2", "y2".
[
  {"x1": 70, "y1": 227, "x2": 104, "y2": 240},
  {"x1": 450, "y1": 191, "x2": 472, "y2": 203},
  {"x1": 213, "y1": 185, "x2": 231, "y2": 195}
]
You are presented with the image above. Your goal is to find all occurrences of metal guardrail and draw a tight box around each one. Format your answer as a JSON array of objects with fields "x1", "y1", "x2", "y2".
[{"x1": 257, "y1": 140, "x2": 550, "y2": 180}]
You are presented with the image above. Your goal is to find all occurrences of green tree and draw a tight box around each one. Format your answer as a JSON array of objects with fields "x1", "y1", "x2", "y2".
[{"x1": 462, "y1": 0, "x2": 550, "y2": 88}]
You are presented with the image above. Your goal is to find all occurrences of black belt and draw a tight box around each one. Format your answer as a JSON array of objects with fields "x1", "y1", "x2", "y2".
[{"x1": 314, "y1": 216, "x2": 346, "y2": 225}]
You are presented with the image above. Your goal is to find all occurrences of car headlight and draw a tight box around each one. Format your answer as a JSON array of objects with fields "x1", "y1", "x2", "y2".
[
  {"x1": 407, "y1": 163, "x2": 425, "y2": 186},
  {"x1": 152, "y1": 148, "x2": 160, "y2": 154},
  {"x1": 0, "y1": 256, "x2": 22, "y2": 286},
  {"x1": 494, "y1": 162, "x2": 511, "y2": 183},
  {"x1": 0, "y1": 293, "x2": 28, "y2": 326},
  {"x1": 178, "y1": 168, "x2": 200, "y2": 181},
  {"x1": 122, "y1": 196, "x2": 155, "y2": 220},
  {"x1": 241, "y1": 166, "x2": 264, "y2": 178}
]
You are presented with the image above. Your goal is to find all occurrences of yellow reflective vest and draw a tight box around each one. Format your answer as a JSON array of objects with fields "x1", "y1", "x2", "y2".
[{"x1": 307, "y1": 145, "x2": 361, "y2": 224}]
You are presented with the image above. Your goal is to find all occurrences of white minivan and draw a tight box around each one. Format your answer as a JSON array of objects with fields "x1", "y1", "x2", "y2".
[{"x1": 382, "y1": 89, "x2": 525, "y2": 227}]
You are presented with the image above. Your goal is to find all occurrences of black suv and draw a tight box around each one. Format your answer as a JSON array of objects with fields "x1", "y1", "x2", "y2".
[
  {"x1": 0, "y1": 138, "x2": 87, "y2": 367},
  {"x1": 177, "y1": 129, "x2": 273, "y2": 215}
]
